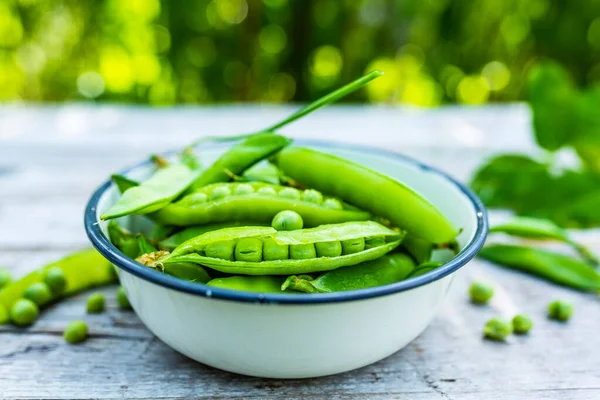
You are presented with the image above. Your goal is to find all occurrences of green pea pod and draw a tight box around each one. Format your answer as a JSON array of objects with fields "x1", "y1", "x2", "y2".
[
  {"x1": 158, "y1": 221, "x2": 265, "y2": 251},
  {"x1": 0, "y1": 250, "x2": 117, "y2": 324},
  {"x1": 490, "y1": 217, "x2": 599, "y2": 266},
  {"x1": 275, "y1": 147, "x2": 458, "y2": 244},
  {"x1": 479, "y1": 244, "x2": 600, "y2": 292},
  {"x1": 242, "y1": 163, "x2": 281, "y2": 185},
  {"x1": 405, "y1": 261, "x2": 443, "y2": 279},
  {"x1": 136, "y1": 234, "x2": 158, "y2": 255},
  {"x1": 148, "y1": 224, "x2": 177, "y2": 242},
  {"x1": 401, "y1": 235, "x2": 433, "y2": 264},
  {"x1": 149, "y1": 221, "x2": 403, "y2": 275},
  {"x1": 180, "y1": 147, "x2": 202, "y2": 170},
  {"x1": 107, "y1": 221, "x2": 140, "y2": 259},
  {"x1": 101, "y1": 164, "x2": 200, "y2": 220},
  {"x1": 282, "y1": 253, "x2": 416, "y2": 293},
  {"x1": 153, "y1": 182, "x2": 371, "y2": 227},
  {"x1": 206, "y1": 276, "x2": 286, "y2": 293},
  {"x1": 111, "y1": 174, "x2": 139, "y2": 194},
  {"x1": 137, "y1": 252, "x2": 210, "y2": 283},
  {"x1": 191, "y1": 133, "x2": 291, "y2": 190}
]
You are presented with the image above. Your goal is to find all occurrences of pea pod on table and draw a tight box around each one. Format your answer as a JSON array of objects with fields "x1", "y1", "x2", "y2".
[
  {"x1": 274, "y1": 147, "x2": 458, "y2": 244},
  {"x1": 479, "y1": 244, "x2": 600, "y2": 292},
  {"x1": 283, "y1": 253, "x2": 416, "y2": 293},
  {"x1": 153, "y1": 182, "x2": 371, "y2": 227},
  {"x1": 140, "y1": 221, "x2": 404, "y2": 275}
]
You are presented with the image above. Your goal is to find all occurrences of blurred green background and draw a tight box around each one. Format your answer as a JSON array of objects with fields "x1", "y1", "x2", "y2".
[{"x1": 1, "y1": 0, "x2": 599, "y2": 106}]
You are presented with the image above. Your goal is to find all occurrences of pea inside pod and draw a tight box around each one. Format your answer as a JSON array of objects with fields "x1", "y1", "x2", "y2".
[{"x1": 142, "y1": 221, "x2": 404, "y2": 276}]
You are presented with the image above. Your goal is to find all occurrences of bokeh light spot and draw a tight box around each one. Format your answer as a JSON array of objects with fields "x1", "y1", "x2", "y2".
[
  {"x1": 100, "y1": 47, "x2": 135, "y2": 93},
  {"x1": 259, "y1": 25, "x2": 287, "y2": 54},
  {"x1": 457, "y1": 75, "x2": 490, "y2": 105},
  {"x1": 134, "y1": 54, "x2": 161, "y2": 85},
  {"x1": 267, "y1": 73, "x2": 296, "y2": 101},
  {"x1": 482, "y1": 61, "x2": 510, "y2": 91},
  {"x1": 77, "y1": 72, "x2": 105, "y2": 98},
  {"x1": 216, "y1": 0, "x2": 248, "y2": 25},
  {"x1": 186, "y1": 37, "x2": 217, "y2": 68},
  {"x1": 15, "y1": 43, "x2": 46, "y2": 74},
  {"x1": 310, "y1": 45, "x2": 343, "y2": 78}
]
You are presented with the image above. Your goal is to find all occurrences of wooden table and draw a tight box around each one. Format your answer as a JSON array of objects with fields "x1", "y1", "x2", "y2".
[{"x1": 1, "y1": 105, "x2": 598, "y2": 399}]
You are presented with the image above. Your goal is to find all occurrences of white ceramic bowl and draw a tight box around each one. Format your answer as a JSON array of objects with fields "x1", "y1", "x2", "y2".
[{"x1": 85, "y1": 140, "x2": 487, "y2": 379}]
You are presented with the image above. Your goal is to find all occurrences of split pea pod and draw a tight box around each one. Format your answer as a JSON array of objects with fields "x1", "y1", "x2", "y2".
[
  {"x1": 282, "y1": 253, "x2": 416, "y2": 293},
  {"x1": 489, "y1": 217, "x2": 599, "y2": 266},
  {"x1": 0, "y1": 249, "x2": 117, "y2": 325},
  {"x1": 153, "y1": 182, "x2": 371, "y2": 227},
  {"x1": 274, "y1": 147, "x2": 458, "y2": 244},
  {"x1": 158, "y1": 221, "x2": 266, "y2": 251},
  {"x1": 142, "y1": 221, "x2": 404, "y2": 275},
  {"x1": 110, "y1": 174, "x2": 139, "y2": 194},
  {"x1": 191, "y1": 133, "x2": 291, "y2": 189},
  {"x1": 479, "y1": 244, "x2": 600, "y2": 292},
  {"x1": 136, "y1": 251, "x2": 211, "y2": 284}
]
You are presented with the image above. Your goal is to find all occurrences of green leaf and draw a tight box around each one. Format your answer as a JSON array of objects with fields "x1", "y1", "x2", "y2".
[{"x1": 526, "y1": 61, "x2": 578, "y2": 151}]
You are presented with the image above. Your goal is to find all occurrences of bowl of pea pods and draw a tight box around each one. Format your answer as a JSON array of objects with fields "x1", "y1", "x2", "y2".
[{"x1": 85, "y1": 72, "x2": 488, "y2": 378}]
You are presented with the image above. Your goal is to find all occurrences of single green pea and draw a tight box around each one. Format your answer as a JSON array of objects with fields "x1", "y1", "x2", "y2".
[
  {"x1": 290, "y1": 243, "x2": 317, "y2": 259},
  {"x1": 512, "y1": 314, "x2": 533, "y2": 334},
  {"x1": 10, "y1": 299, "x2": 40, "y2": 327},
  {"x1": 548, "y1": 300, "x2": 573, "y2": 322},
  {"x1": 483, "y1": 317, "x2": 512, "y2": 341},
  {"x1": 0, "y1": 267, "x2": 12, "y2": 289},
  {"x1": 64, "y1": 320, "x2": 88, "y2": 344},
  {"x1": 263, "y1": 238, "x2": 289, "y2": 260},
  {"x1": 365, "y1": 236, "x2": 386, "y2": 250},
  {"x1": 322, "y1": 198, "x2": 343, "y2": 210},
  {"x1": 469, "y1": 282, "x2": 494, "y2": 304},
  {"x1": 302, "y1": 189, "x2": 323, "y2": 204},
  {"x1": 234, "y1": 183, "x2": 254, "y2": 195},
  {"x1": 279, "y1": 187, "x2": 301, "y2": 199},
  {"x1": 257, "y1": 187, "x2": 277, "y2": 196},
  {"x1": 116, "y1": 287, "x2": 132, "y2": 310},
  {"x1": 272, "y1": 210, "x2": 304, "y2": 231},
  {"x1": 315, "y1": 241, "x2": 343, "y2": 257},
  {"x1": 44, "y1": 267, "x2": 67, "y2": 296},
  {"x1": 235, "y1": 238, "x2": 263, "y2": 262},
  {"x1": 23, "y1": 282, "x2": 53, "y2": 306},
  {"x1": 205, "y1": 239, "x2": 236, "y2": 261},
  {"x1": 186, "y1": 192, "x2": 208, "y2": 204},
  {"x1": 341, "y1": 237, "x2": 365, "y2": 255},
  {"x1": 86, "y1": 292, "x2": 106, "y2": 314},
  {"x1": 210, "y1": 186, "x2": 231, "y2": 200}
]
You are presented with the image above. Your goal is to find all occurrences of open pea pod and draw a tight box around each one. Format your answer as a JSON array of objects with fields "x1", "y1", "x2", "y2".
[
  {"x1": 141, "y1": 221, "x2": 403, "y2": 275},
  {"x1": 275, "y1": 147, "x2": 458, "y2": 244},
  {"x1": 158, "y1": 221, "x2": 266, "y2": 251},
  {"x1": 153, "y1": 182, "x2": 371, "y2": 227},
  {"x1": 102, "y1": 164, "x2": 201, "y2": 220},
  {"x1": 283, "y1": 253, "x2": 416, "y2": 293}
]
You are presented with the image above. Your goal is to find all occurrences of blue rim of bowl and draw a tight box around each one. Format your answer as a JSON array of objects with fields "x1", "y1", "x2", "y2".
[{"x1": 85, "y1": 139, "x2": 488, "y2": 305}]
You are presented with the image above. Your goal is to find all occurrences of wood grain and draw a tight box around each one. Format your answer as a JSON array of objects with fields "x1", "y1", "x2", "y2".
[{"x1": 0, "y1": 105, "x2": 598, "y2": 399}]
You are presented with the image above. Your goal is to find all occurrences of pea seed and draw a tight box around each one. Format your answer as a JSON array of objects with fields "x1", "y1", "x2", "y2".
[
  {"x1": 290, "y1": 243, "x2": 316, "y2": 259},
  {"x1": 341, "y1": 238, "x2": 365, "y2": 255},
  {"x1": 302, "y1": 189, "x2": 323, "y2": 204},
  {"x1": 44, "y1": 267, "x2": 67, "y2": 296},
  {"x1": 235, "y1": 238, "x2": 263, "y2": 262},
  {"x1": 210, "y1": 186, "x2": 231, "y2": 200},
  {"x1": 272, "y1": 210, "x2": 304, "y2": 231},
  {"x1": 23, "y1": 282, "x2": 52, "y2": 306},
  {"x1": 0, "y1": 267, "x2": 12, "y2": 289},
  {"x1": 64, "y1": 320, "x2": 88, "y2": 344},
  {"x1": 86, "y1": 292, "x2": 106, "y2": 314},
  {"x1": 185, "y1": 192, "x2": 208, "y2": 204},
  {"x1": 322, "y1": 198, "x2": 343, "y2": 210},
  {"x1": 10, "y1": 299, "x2": 39, "y2": 327},
  {"x1": 315, "y1": 241, "x2": 343, "y2": 257},
  {"x1": 365, "y1": 236, "x2": 386, "y2": 250},
  {"x1": 279, "y1": 187, "x2": 301, "y2": 199},
  {"x1": 257, "y1": 187, "x2": 277, "y2": 196},
  {"x1": 234, "y1": 183, "x2": 254, "y2": 195},
  {"x1": 548, "y1": 300, "x2": 573, "y2": 322},
  {"x1": 512, "y1": 314, "x2": 533, "y2": 334},
  {"x1": 263, "y1": 238, "x2": 289, "y2": 260},
  {"x1": 469, "y1": 282, "x2": 494, "y2": 304},
  {"x1": 116, "y1": 287, "x2": 132, "y2": 310},
  {"x1": 483, "y1": 317, "x2": 512, "y2": 341},
  {"x1": 206, "y1": 240, "x2": 236, "y2": 261}
]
